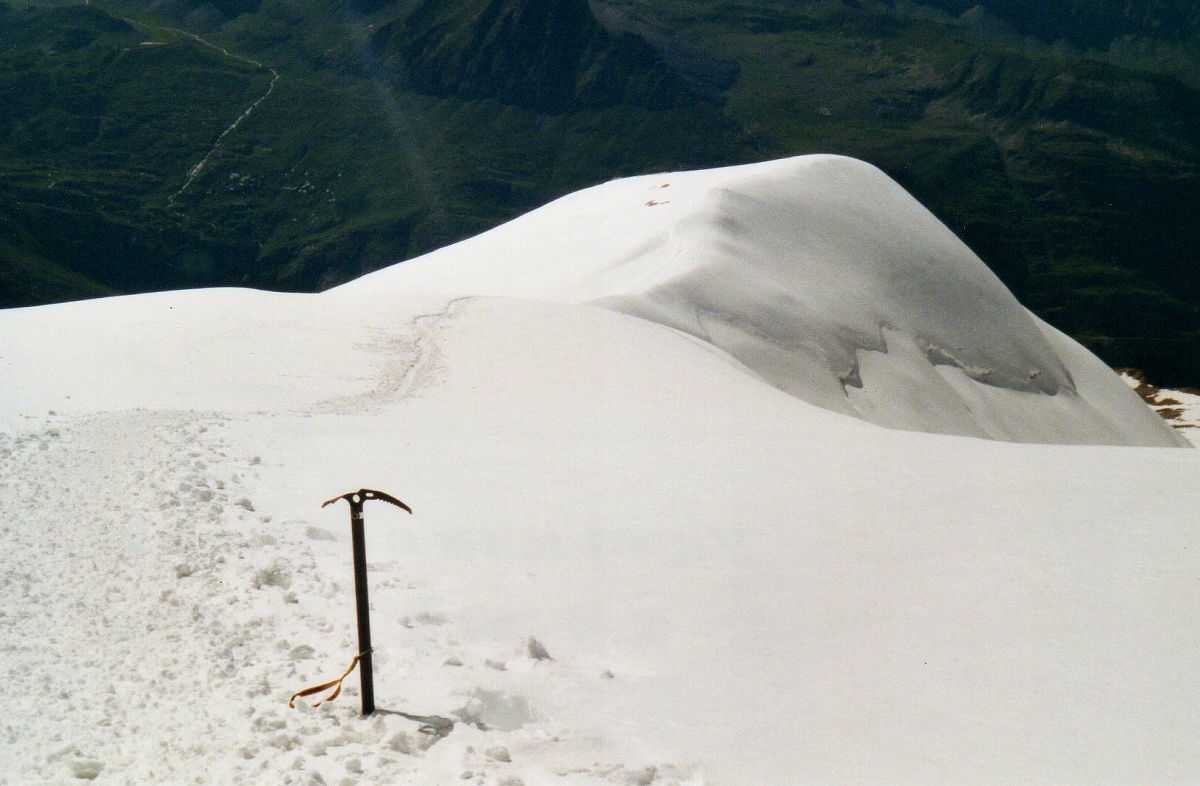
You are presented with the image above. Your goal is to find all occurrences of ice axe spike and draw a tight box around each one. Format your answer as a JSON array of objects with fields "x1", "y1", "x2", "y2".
[{"x1": 322, "y1": 488, "x2": 411, "y2": 716}]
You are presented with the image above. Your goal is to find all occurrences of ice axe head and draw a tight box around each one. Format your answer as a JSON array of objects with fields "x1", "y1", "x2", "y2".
[{"x1": 322, "y1": 488, "x2": 412, "y2": 516}]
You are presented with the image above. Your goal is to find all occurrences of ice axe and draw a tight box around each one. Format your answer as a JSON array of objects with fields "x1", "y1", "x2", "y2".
[{"x1": 321, "y1": 488, "x2": 412, "y2": 716}]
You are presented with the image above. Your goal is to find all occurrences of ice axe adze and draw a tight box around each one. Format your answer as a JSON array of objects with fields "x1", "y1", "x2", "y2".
[{"x1": 321, "y1": 488, "x2": 412, "y2": 716}]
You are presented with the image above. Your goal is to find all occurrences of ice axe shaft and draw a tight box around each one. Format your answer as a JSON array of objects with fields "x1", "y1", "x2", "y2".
[{"x1": 322, "y1": 489, "x2": 412, "y2": 715}]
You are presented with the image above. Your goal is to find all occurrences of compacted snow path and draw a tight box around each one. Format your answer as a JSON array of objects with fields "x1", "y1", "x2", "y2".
[{"x1": 0, "y1": 410, "x2": 284, "y2": 783}]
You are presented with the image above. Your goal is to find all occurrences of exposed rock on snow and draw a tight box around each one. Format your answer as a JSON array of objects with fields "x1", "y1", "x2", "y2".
[{"x1": 1121, "y1": 368, "x2": 1200, "y2": 447}]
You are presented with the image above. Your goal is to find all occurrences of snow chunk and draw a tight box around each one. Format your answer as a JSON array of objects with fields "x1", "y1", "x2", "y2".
[
  {"x1": 526, "y1": 636, "x2": 552, "y2": 661},
  {"x1": 304, "y1": 525, "x2": 337, "y2": 541},
  {"x1": 485, "y1": 745, "x2": 512, "y2": 763},
  {"x1": 253, "y1": 561, "x2": 292, "y2": 590},
  {"x1": 68, "y1": 758, "x2": 104, "y2": 780}
]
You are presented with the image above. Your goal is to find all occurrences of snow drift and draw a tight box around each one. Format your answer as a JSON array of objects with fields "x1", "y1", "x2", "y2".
[{"x1": 2, "y1": 155, "x2": 1198, "y2": 786}]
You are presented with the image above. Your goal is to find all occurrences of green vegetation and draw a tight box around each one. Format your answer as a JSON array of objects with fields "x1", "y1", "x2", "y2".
[{"x1": 2, "y1": 0, "x2": 1198, "y2": 384}]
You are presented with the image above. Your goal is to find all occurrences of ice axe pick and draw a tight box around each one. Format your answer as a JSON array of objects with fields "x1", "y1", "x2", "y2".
[{"x1": 321, "y1": 489, "x2": 412, "y2": 716}]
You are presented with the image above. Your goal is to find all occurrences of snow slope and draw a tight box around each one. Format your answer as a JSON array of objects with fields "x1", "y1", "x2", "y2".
[{"x1": 2, "y1": 155, "x2": 1198, "y2": 785}]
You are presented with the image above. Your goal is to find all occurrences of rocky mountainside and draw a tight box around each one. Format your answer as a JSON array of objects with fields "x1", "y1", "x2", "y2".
[{"x1": 2, "y1": 0, "x2": 1198, "y2": 384}]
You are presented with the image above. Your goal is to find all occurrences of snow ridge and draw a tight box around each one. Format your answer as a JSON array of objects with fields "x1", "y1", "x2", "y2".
[{"x1": 339, "y1": 155, "x2": 1182, "y2": 446}]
